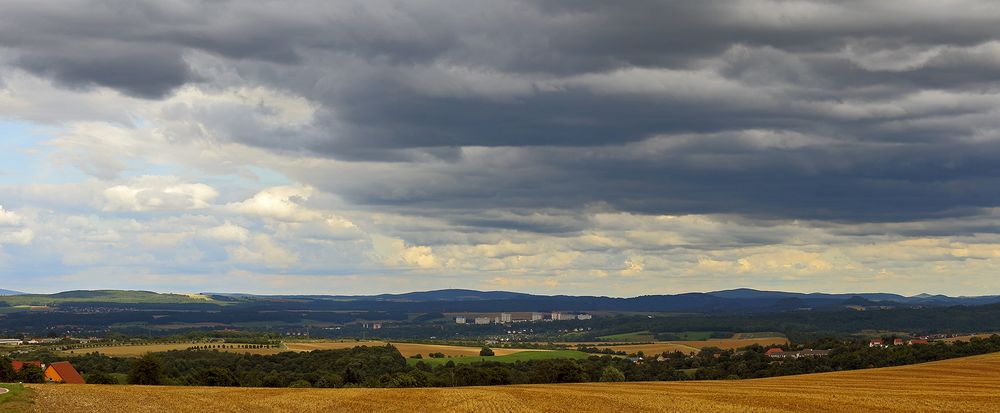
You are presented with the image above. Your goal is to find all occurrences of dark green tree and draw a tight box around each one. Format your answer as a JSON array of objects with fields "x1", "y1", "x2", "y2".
[
  {"x1": 128, "y1": 354, "x2": 164, "y2": 385},
  {"x1": 0, "y1": 357, "x2": 15, "y2": 382},
  {"x1": 197, "y1": 367, "x2": 238, "y2": 387},
  {"x1": 479, "y1": 347, "x2": 495, "y2": 357}
]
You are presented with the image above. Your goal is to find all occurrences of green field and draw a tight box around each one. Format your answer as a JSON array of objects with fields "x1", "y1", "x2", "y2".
[
  {"x1": 0, "y1": 383, "x2": 35, "y2": 412},
  {"x1": 0, "y1": 290, "x2": 227, "y2": 306},
  {"x1": 597, "y1": 331, "x2": 656, "y2": 342},
  {"x1": 664, "y1": 331, "x2": 715, "y2": 341},
  {"x1": 408, "y1": 350, "x2": 592, "y2": 366},
  {"x1": 732, "y1": 332, "x2": 786, "y2": 339}
]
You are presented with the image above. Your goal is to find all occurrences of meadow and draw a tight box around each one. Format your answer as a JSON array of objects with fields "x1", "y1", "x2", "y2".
[
  {"x1": 24, "y1": 351, "x2": 1000, "y2": 412},
  {"x1": 566, "y1": 336, "x2": 790, "y2": 355}
]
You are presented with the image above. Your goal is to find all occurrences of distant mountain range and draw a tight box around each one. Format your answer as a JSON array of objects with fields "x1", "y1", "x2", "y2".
[
  {"x1": 0, "y1": 289, "x2": 26, "y2": 296},
  {"x1": 4, "y1": 287, "x2": 999, "y2": 314},
  {"x1": 200, "y1": 288, "x2": 1000, "y2": 314}
]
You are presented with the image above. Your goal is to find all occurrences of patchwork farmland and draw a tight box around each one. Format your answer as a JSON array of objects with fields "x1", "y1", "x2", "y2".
[
  {"x1": 26, "y1": 351, "x2": 1000, "y2": 412},
  {"x1": 62, "y1": 340, "x2": 554, "y2": 360}
]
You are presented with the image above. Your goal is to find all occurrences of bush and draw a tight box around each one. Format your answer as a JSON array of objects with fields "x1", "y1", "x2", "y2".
[
  {"x1": 599, "y1": 366, "x2": 625, "y2": 382},
  {"x1": 429, "y1": 352, "x2": 446, "y2": 358},
  {"x1": 410, "y1": 354, "x2": 423, "y2": 359},
  {"x1": 288, "y1": 379, "x2": 312, "y2": 388},
  {"x1": 315, "y1": 373, "x2": 343, "y2": 388},
  {"x1": 86, "y1": 372, "x2": 120, "y2": 385},
  {"x1": 480, "y1": 347, "x2": 495, "y2": 357}
]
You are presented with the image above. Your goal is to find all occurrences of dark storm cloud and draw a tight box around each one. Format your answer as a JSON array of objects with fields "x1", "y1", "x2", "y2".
[{"x1": 5, "y1": 0, "x2": 1000, "y2": 224}]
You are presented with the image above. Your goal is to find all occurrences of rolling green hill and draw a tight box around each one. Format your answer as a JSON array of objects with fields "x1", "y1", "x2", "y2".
[{"x1": 0, "y1": 290, "x2": 227, "y2": 306}]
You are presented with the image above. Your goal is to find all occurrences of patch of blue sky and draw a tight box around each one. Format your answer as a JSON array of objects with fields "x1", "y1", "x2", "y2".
[
  {"x1": 0, "y1": 120, "x2": 89, "y2": 184},
  {"x1": 199, "y1": 165, "x2": 294, "y2": 201}
]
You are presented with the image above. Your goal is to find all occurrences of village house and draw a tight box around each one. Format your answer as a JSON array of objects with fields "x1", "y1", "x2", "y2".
[
  {"x1": 869, "y1": 339, "x2": 885, "y2": 348},
  {"x1": 893, "y1": 338, "x2": 905, "y2": 346},
  {"x1": 766, "y1": 348, "x2": 831, "y2": 359},
  {"x1": 908, "y1": 339, "x2": 929, "y2": 345},
  {"x1": 13, "y1": 360, "x2": 42, "y2": 374},
  {"x1": 43, "y1": 361, "x2": 86, "y2": 384}
]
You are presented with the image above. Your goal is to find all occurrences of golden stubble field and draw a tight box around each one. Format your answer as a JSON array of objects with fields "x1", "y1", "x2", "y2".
[{"x1": 27, "y1": 351, "x2": 1000, "y2": 412}]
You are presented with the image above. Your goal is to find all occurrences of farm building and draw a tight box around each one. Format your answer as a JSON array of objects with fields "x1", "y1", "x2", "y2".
[
  {"x1": 869, "y1": 339, "x2": 884, "y2": 348},
  {"x1": 908, "y1": 339, "x2": 929, "y2": 345},
  {"x1": 13, "y1": 360, "x2": 42, "y2": 372},
  {"x1": 893, "y1": 338, "x2": 905, "y2": 346},
  {"x1": 765, "y1": 348, "x2": 785, "y2": 356},
  {"x1": 44, "y1": 361, "x2": 86, "y2": 384},
  {"x1": 768, "y1": 349, "x2": 831, "y2": 359}
]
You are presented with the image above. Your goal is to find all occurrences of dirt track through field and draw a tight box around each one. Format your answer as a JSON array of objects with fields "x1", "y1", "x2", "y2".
[{"x1": 28, "y1": 352, "x2": 1000, "y2": 412}]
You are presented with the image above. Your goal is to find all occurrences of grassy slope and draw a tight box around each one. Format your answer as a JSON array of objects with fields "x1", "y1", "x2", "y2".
[
  {"x1": 0, "y1": 383, "x2": 35, "y2": 413},
  {"x1": 27, "y1": 352, "x2": 1000, "y2": 412},
  {"x1": 596, "y1": 331, "x2": 656, "y2": 342},
  {"x1": 0, "y1": 290, "x2": 225, "y2": 306}
]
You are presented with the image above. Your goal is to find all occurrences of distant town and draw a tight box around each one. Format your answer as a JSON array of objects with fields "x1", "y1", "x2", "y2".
[{"x1": 453, "y1": 311, "x2": 593, "y2": 325}]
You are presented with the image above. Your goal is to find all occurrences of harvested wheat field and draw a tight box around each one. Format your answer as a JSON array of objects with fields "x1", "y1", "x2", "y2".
[
  {"x1": 28, "y1": 352, "x2": 1000, "y2": 413},
  {"x1": 62, "y1": 343, "x2": 284, "y2": 357},
  {"x1": 674, "y1": 337, "x2": 789, "y2": 350},
  {"x1": 284, "y1": 341, "x2": 546, "y2": 357},
  {"x1": 594, "y1": 342, "x2": 702, "y2": 355}
]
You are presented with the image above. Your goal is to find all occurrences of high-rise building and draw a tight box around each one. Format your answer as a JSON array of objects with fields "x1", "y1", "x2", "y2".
[
  {"x1": 500, "y1": 313, "x2": 512, "y2": 323},
  {"x1": 531, "y1": 313, "x2": 543, "y2": 321},
  {"x1": 456, "y1": 316, "x2": 466, "y2": 324}
]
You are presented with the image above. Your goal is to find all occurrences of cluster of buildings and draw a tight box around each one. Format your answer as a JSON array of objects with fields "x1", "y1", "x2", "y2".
[
  {"x1": 869, "y1": 338, "x2": 929, "y2": 347},
  {"x1": 0, "y1": 337, "x2": 83, "y2": 346},
  {"x1": 455, "y1": 311, "x2": 593, "y2": 325},
  {"x1": 11, "y1": 360, "x2": 86, "y2": 384},
  {"x1": 765, "y1": 348, "x2": 831, "y2": 359}
]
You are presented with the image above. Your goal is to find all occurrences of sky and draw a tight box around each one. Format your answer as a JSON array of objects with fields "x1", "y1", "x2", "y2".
[{"x1": 2, "y1": 1, "x2": 1000, "y2": 296}]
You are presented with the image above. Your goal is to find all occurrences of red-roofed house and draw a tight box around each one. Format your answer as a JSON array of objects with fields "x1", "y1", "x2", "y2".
[
  {"x1": 908, "y1": 339, "x2": 929, "y2": 345},
  {"x1": 12, "y1": 360, "x2": 42, "y2": 372},
  {"x1": 869, "y1": 339, "x2": 884, "y2": 348},
  {"x1": 44, "y1": 361, "x2": 86, "y2": 384},
  {"x1": 893, "y1": 338, "x2": 904, "y2": 346},
  {"x1": 765, "y1": 348, "x2": 785, "y2": 357}
]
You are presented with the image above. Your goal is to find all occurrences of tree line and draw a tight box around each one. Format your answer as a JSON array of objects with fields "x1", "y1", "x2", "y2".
[{"x1": 4, "y1": 334, "x2": 989, "y2": 388}]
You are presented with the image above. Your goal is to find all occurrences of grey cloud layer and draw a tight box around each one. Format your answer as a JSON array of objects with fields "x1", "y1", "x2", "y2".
[{"x1": 4, "y1": 0, "x2": 1000, "y2": 224}]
